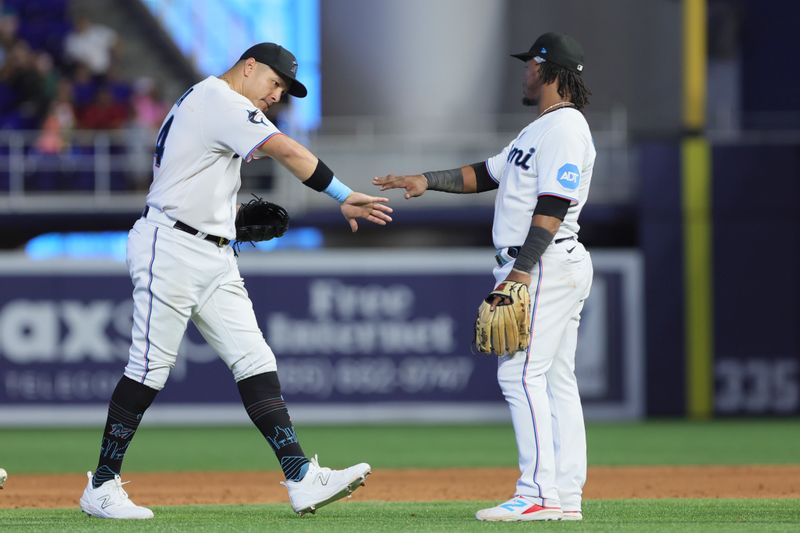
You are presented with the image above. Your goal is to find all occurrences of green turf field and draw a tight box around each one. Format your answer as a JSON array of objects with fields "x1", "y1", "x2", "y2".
[
  {"x1": 2, "y1": 501, "x2": 800, "y2": 532},
  {"x1": 2, "y1": 420, "x2": 800, "y2": 473},
  {"x1": 1, "y1": 421, "x2": 799, "y2": 531}
]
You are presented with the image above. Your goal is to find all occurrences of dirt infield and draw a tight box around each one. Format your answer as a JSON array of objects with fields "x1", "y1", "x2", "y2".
[{"x1": 2, "y1": 466, "x2": 799, "y2": 509}]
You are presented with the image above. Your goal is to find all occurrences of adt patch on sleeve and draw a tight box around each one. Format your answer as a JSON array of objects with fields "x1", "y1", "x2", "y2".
[{"x1": 557, "y1": 163, "x2": 580, "y2": 190}]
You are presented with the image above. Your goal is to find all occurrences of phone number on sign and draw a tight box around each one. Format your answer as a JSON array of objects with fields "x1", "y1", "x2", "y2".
[{"x1": 277, "y1": 356, "x2": 475, "y2": 398}]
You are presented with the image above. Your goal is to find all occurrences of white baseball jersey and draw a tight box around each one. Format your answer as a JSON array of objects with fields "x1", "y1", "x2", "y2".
[
  {"x1": 145, "y1": 76, "x2": 283, "y2": 239},
  {"x1": 486, "y1": 107, "x2": 595, "y2": 249}
]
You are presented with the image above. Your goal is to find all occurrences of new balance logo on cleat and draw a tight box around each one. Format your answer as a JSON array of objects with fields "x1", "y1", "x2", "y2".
[
  {"x1": 499, "y1": 498, "x2": 530, "y2": 512},
  {"x1": 476, "y1": 496, "x2": 563, "y2": 522},
  {"x1": 283, "y1": 455, "x2": 371, "y2": 515},
  {"x1": 79, "y1": 471, "x2": 154, "y2": 519},
  {"x1": 312, "y1": 469, "x2": 332, "y2": 486},
  {"x1": 98, "y1": 495, "x2": 114, "y2": 509}
]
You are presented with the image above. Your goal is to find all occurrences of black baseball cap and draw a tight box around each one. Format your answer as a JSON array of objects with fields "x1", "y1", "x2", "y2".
[
  {"x1": 239, "y1": 42, "x2": 307, "y2": 98},
  {"x1": 511, "y1": 32, "x2": 585, "y2": 74}
]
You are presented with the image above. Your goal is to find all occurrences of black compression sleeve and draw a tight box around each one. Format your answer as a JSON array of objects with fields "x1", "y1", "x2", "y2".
[
  {"x1": 534, "y1": 195, "x2": 570, "y2": 220},
  {"x1": 302, "y1": 159, "x2": 334, "y2": 191},
  {"x1": 512, "y1": 226, "x2": 556, "y2": 273},
  {"x1": 423, "y1": 163, "x2": 499, "y2": 193},
  {"x1": 470, "y1": 162, "x2": 499, "y2": 192},
  {"x1": 423, "y1": 168, "x2": 464, "y2": 193}
]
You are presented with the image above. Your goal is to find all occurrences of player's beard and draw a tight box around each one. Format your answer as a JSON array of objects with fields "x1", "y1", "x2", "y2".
[
  {"x1": 522, "y1": 89, "x2": 538, "y2": 107},
  {"x1": 522, "y1": 72, "x2": 541, "y2": 107}
]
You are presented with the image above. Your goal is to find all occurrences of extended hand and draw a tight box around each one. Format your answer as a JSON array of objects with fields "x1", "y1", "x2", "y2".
[
  {"x1": 372, "y1": 174, "x2": 428, "y2": 199},
  {"x1": 340, "y1": 192, "x2": 393, "y2": 232}
]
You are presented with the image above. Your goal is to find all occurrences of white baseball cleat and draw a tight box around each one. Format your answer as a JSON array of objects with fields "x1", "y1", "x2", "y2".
[
  {"x1": 79, "y1": 471, "x2": 154, "y2": 519},
  {"x1": 283, "y1": 455, "x2": 371, "y2": 516},
  {"x1": 562, "y1": 510, "x2": 583, "y2": 521},
  {"x1": 475, "y1": 495, "x2": 562, "y2": 521}
]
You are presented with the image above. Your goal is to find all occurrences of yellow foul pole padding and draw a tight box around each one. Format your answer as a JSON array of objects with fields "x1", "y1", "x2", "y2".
[
  {"x1": 682, "y1": 139, "x2": 712, "y2": 419},
  {"x1": 682, "y1": 0, "x2": 713, "y2": 418},
  {"x1": 683, "y1": 0, "x2": 707, "y2": 130}
]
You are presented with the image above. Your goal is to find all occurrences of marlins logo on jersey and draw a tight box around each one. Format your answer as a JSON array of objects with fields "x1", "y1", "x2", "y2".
[
  {"x1": 248, "y1": 109, "x2": 267, "y2": 126},
  {"x1": 507, "y1": 145, "x2": 536, "y2": 170}
]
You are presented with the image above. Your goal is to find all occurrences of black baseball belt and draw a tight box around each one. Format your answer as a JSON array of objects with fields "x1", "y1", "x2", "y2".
[{"x1": 142, "y1": 206, "x2": 230, "y2": 247}]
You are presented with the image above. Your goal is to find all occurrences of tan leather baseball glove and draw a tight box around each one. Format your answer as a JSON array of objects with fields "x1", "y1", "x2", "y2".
[{"x1": 474, "y1": 281, "x2": 531, "y2": 355}]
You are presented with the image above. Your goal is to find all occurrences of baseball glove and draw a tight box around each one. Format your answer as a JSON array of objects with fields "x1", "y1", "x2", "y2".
[
  {"x1": 234, "y1": 194, "x2": 289, "y2": 251},
  {"x1": 474, "y1": 281, "x2": 531, "y2": 355}
]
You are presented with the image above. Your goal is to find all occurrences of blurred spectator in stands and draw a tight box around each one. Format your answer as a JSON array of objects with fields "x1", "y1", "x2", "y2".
[
  {"x1": 0, "y1": 0, "x2": 18, "y2": 68},
  {"x1": 0, "y1": 2, "x2": 17, "y2": 40},
  {"x1": 64, "y1": 15, "x2": 118, "y2": 78},
  {"x1": 0, "y1": 40, "x2": 48, "y2": 128},
  {"x1": 131, "y1": 77, "x2": 167, "y2": 130},
  {"x1": 71, "y1": 62, "x2": 96, "y2": 109},
  {"x1": 35, "y1": 78, "x2": 75, "y2": 154},
  {"x1": 105, "y1": 64, "x2": 133, "y2": 104},
  {"x1": 35, "y1": 51, "x2": 59, "y2": 102},
  {"x1": 77, "y1": 85, "x2": 128, "y2": 130},
  {"x1": 127, "y1": 76, "x2": 167, "y2": 189}
]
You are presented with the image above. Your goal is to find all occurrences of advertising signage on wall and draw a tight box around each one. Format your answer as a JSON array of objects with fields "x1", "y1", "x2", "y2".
[{"x1": 0, "y1": 250, "x2": 644, "y2": 425}]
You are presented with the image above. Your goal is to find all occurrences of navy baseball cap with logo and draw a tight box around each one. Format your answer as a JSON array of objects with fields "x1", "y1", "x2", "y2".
[
  {"x1": 240, "y1": 43, "x2": 308, "y2": 98},
  {"x1": 511, "y1": 32, "x2": 585, "y2": 74}
]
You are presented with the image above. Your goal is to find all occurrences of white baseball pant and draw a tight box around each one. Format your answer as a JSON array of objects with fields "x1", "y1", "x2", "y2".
[
  {"x1": 124, "y1": 207, "x2": 277, "y2": 390},
  {"x1": 493, "y1": 239, "x2": 593, "y2": 512}
]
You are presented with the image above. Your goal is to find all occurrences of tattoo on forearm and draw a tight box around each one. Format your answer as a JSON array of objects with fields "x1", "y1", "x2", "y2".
[{"x1": 423, "y1": 168, "x2": 464, "y2": 193}]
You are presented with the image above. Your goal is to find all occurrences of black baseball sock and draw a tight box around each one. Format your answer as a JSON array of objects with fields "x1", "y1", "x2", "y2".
[
  {"x1": 92, "y1": 376, "x2": 159, "y2": 488},
  {"x1": 237, "y1": 372, "x2": 310, "y2": 481}
]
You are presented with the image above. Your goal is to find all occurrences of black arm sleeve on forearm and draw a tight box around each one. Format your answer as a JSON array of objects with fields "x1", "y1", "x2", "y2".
[
  {"x1": 512, "y1": 225, "x2": 556, "y2": 273},
  {"x1": 423, "y1": 168, "x2": 464, "y2": 193},
  {"x1": 533, "y1": 195, "x2": 570, "y2": 221},
  {"x1": 423, "y1": 162, "x2": 500, "y2": 194},
  {"x1": 470, "y1": 162, "x2": 499, "y2": 192}
]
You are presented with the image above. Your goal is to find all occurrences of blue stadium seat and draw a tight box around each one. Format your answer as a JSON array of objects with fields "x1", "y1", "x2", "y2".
[{"x1": 0, "y1": 85, "x2": 17, "y2": 113}]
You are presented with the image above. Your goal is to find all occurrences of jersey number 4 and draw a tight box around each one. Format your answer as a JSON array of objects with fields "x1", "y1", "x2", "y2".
[
  {"x1": 153, "y1": 115, "x2": 174, "y2": 168},
  {"x1": 153, "y1": 86, "x2": 194, "y2": 168}
]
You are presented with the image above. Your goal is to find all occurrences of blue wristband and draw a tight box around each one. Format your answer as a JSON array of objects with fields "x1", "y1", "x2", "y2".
[{"x1": 323, "y1": 177, "x2": 353, "y2": 203}]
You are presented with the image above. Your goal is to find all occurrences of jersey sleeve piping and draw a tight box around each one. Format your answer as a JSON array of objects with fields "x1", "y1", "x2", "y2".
[{"x1": 245, "y1": 132, "x2": 285, "y2": 163}]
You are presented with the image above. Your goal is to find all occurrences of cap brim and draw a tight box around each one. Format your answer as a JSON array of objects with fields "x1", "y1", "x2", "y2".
[
  {"x1": 288, "y1": 80, "x2": 307, "y2": 98},
  {"x1": 272, "y1": 66, "x2": 308, "y2": 98},
  {"x1": 511, "y1": 52, "x2": 534, "y2": 62}
]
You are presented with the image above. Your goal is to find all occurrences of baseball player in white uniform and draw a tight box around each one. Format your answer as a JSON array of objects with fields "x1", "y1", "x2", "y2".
[
  {"x1": 374, "y1": 33, "x2": 594, "y2": 522},
  {"x1": 79, "y1": 43, "x2": 392, "y2": 519}
]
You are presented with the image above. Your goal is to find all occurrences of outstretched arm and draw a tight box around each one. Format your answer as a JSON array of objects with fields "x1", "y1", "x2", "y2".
[
  {"x1": 255, "y1": 133, "x2": 322, "y2": 184},
  {"x1": 256, "y1": 134, "x2": 393, "y2": 232},
  {"x1": 373, "y1": 162, "x2": 498, "y2": 199}
]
